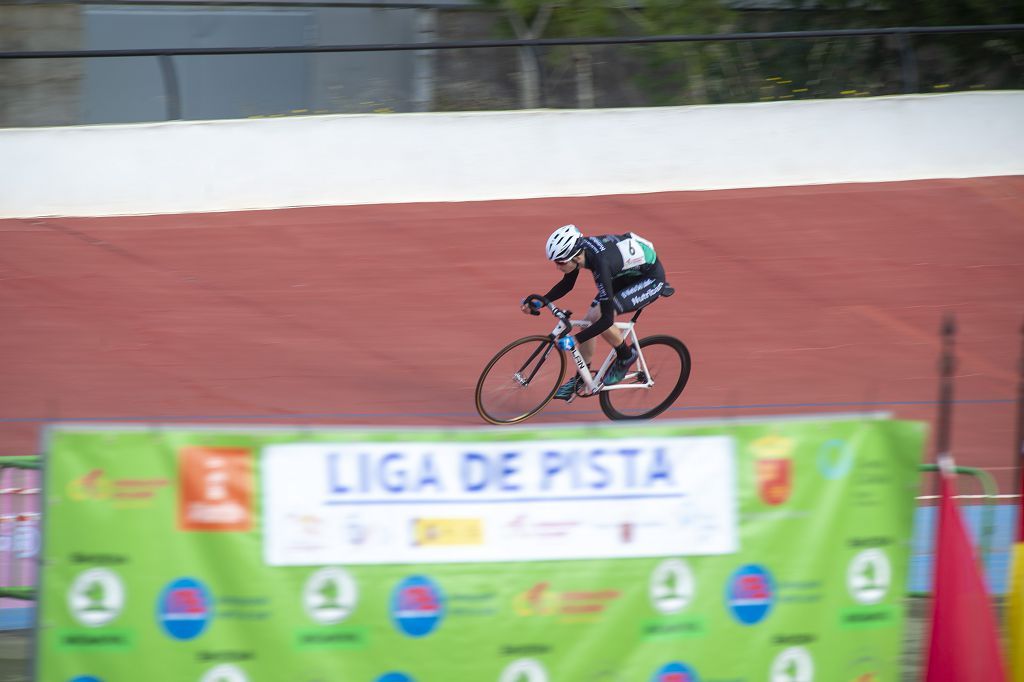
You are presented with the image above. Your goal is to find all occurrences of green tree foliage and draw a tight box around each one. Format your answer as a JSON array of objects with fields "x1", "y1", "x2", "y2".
[
  {"x1": 475, "y1": 1, "x2": 736, "y2": 106},
  {"x1": 745, "y1": 1, "x2": 1024, "y2": 97},
  {"x1": 626, "y1": 0, "x2": 738, "y2": 105},
  {"x1": 472, "y1": 1, "x2": 1022, "y2": 107}
]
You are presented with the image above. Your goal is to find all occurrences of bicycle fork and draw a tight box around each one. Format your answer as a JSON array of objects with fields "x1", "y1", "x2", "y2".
[
  {"x1": 552, "y1": 342, "x2": 590, "y2": 403},
  {"x1": 514, "y1": 340, "x2": 559, "y2": 387}
]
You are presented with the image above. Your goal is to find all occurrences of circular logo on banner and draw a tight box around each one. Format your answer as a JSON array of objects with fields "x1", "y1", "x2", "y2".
[
  {"x1": 770, "y1": 647, "x2": 814, "y2": 682},
  {"x1": 499, "y1": 659, "x2": 548, "y2": 682},
  {"x1": 303, "y1": 567, "x2": 358, "y2": 625},
  {"x1": 199, "y1": 664, "x2": 249, "y2": 682},
  {"x1": 157, "y1": 577, "x2": 212, "y2": 641},
  {"x1": 725, "y1": 564, "x2": 775, "y2": 625},
  {"x1": 817, "y1": 439, "x2": 854, "y2": 480},
  {"x1": 651, "y1": 661, "x2": 700, "y2": 682},
  {"x1": 847, "y1": 548, "x2": 891, "y2": 604},
  {"x1": 649, "y1": 559, "x2": 695, "y2": 614},
  {"x1": 376, "y1": 674, "x2": 415, "y2": 682},
  {"x1": 67, "y1": 568, "x2": 125, "y2": 628},
  {"x1": 390, "y1": 575, "x2": 445, "y2": 637}
]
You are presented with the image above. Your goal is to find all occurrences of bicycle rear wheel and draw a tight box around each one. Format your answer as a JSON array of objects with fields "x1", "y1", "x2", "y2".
[
  {"x1": 599, "y1": 335, "x2": 690, "y2": 421},
  {"x1": 476, "y1": 335, "x2": 566, "y2": 425}
]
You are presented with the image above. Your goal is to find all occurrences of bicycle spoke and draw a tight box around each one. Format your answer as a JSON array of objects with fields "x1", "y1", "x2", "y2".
[
  {"x1": 476, "y1": 337, "x2": 565, "y2": 424},
  {"x1": 600, "y1": 336, "x2": 690, "y2": 420}
]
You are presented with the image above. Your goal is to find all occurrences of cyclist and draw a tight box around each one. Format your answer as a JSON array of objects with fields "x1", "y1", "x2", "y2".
[{"x1": 520, "y1": 224, "x2": 671, "y2": 400}]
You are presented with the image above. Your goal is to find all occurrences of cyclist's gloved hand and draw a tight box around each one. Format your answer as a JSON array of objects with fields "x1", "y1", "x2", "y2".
[{"x1": 521, "y1": 297, "x2": 542, "y2": 315}]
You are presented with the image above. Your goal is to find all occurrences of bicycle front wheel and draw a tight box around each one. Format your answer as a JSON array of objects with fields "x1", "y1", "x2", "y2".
[
  {"x1": 475, "y1": 335, "x2": 566, "y2": 425},
  {"x1": 599, "y1": 335, "x2": 691, "y2": 421}
]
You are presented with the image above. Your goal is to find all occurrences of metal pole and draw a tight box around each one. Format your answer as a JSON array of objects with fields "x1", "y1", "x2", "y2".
[
  {"x1": 897, "y1": 31, "x2": 920, "y2": 94},
  {"x1": 935, "y1": 313, "x2": 956, "y2": 492},
  {"x1": 158, "y1": 54, "x2": 183, "y2": 121},
  {"x1": 411, "y1": 8, "x2": 438, "y2": 113}
]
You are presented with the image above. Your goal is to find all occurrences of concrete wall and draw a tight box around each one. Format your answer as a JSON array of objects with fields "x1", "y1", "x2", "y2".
[{"x1": 1, "y1": 91, "x2": 1021, "y2": 218}]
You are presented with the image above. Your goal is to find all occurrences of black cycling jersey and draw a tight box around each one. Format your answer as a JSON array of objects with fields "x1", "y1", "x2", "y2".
[{"x1": 543, "y1": 233, "x2": 666, "y2": 345}]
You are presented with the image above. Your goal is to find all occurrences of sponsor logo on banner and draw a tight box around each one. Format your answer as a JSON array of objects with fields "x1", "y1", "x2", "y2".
[
  {"x1": 67, "y1": 470, "x2": 112, "y2": 500},
  {"x1": 589, "y1": 517, "x2": 673, "y2": 545},
  {"x1": 726, "y1": 564, "x2": 775, "y2": 625},
  {"x1": 196, "y1": 651, "x2": 253, "y2": 664},
  {"x1": 284, "y1": 512, "x2": 392, "y2": 555},
  {"x1": 281, "y1": 513, "x2": 328, "y2": 553},
  {"x1": 411, "y1": 517, "x2": 483, "y2": 547},
  {"x1": 770, "y1": 647, "x2": 814, "y2": 682},
  {"x1": 502, "y1": 514, "x2": 580, "y2": 540},
  {"x1": 179, "y1": 447, "x2": 253, "y2": 532},
  {"x1": 500, "y1": 643, "x2": 551, "y2": 657},
  {"x1": 499, "y1": 658, "x2": 548, "y2": 682},
  {"x1": 513, "y1": 581, "x2": 620, "y2": 622},
  {"x1": 217, "y1": 595, "x2": 270, "y2": 623},
  {"x1": 343, "y1": 514, "x2": 381, "y2": 546},
  {"x1": 778, "y1": 582, "x2": 824, "y2": 608},
  {"x1": 391, "y1": 575, "x2": 445, "y2": 637},
  {"x1": 447, "y1": 587, "x2": 499, "y2": 618},
  {"x1": 70, "y1": 677, "x2": 103, "y2": 682},
  {"x1": 649, "y1": 559, "x2": 695, "y2": 614},
  {"x1": 303, "y1": 567, "x2": 358, "y2": 625},
  {"x1": 66, "y1": 469, "x2": 170, "y2": 508},
  {"x1": 376, "y1": 674, "x2": 415, "y2": 682},
  {"x1": 158, "y1": 577, "x2": 212, "y2": 641},
  {"x1": 851, "y1": 455, "x2": 894, "y2": 507},
  {"x1": 651, "y1": 661, "x2": 699, "y2": 682},
  {"x1": 67, "y1": 568, "x2": 125, "y2": 628},
  {"x1": 751, "y1": 435, "x2": 794, "y2": 506},
  {"x1": 199, "y1": 664, "x2": 248, "y2": 682},
  {"x1": 69, "y1": 552, "x2": 128, "y2": 567},
  {"x1": 847, "y1": 549, "x2": 891, "y2": 604},
  {"x1": 817, "y1": 438, "x2": 855, "y2": 480}
]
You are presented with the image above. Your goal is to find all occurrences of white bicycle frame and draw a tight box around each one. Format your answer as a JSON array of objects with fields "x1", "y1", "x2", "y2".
[{"x1": 550, "y1": 316, "x2": 653, "y2": 395}]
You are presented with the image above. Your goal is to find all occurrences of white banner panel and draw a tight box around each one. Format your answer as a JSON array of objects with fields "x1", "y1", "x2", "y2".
[{"x1": 262, "y1": 437, "x2": 737, "y2": 565}]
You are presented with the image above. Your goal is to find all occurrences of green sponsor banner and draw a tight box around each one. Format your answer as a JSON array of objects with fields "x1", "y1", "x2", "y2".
[{"x1": 38, "y1": 417, "x2": 924, "y2": 682}]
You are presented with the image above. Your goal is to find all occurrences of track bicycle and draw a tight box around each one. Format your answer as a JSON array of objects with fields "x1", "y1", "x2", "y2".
[{"x1": 474, "y1": 292, "x2": 691, "y2": 425}]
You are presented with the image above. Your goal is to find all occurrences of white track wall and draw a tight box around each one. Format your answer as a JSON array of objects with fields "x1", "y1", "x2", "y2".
[{"x1": 1, "y1": 91, "x2": 1022, "y2": 218}]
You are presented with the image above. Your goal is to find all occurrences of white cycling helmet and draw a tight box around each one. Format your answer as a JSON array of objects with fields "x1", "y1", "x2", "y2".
[{"x1": 545, "y1": 224, "x2": 583, "y2": 262}]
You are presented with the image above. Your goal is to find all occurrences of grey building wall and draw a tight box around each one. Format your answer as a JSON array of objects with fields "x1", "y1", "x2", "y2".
[
  {"x1": 310, "y1": 6, "x2": 428, "y2": 114},
  {"x1": 0, "y1": 3, "x2": 82, "y2": 127},
  {"x1": 2, "y1": 2, "x2": 456, "y2": 126},
  {"x1": 82, "y1": 7, "x2": 314, "y2": 123}
]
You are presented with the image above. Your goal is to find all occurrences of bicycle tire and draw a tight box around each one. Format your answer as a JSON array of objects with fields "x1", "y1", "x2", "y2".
[
  {"x1": 599, "y1": 335, "x2": 691, "y2": 421},
  {"x1": 475, "y1": 335, "x2": 566, "y2": 425}
]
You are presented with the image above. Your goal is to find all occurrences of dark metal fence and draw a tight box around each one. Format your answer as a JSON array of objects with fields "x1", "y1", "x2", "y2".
[{"x1": 2, "y1": 23, "x2": 1022, "y2": 123}]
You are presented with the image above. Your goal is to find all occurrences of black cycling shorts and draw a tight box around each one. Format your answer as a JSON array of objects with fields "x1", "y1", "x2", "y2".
[{"x1": 592, "y1": 260, "x2": 667, "y2": 314}]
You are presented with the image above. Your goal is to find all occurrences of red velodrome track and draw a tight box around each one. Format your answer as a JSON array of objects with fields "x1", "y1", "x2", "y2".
[{"x1": 1, "y1": 177, "x2": 1022, "y2": 492}]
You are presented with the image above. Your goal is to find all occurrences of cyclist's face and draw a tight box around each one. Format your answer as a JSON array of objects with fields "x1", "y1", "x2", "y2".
[{"x1": 554, "y1": 255, "x2": 579, "y2": 273}]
